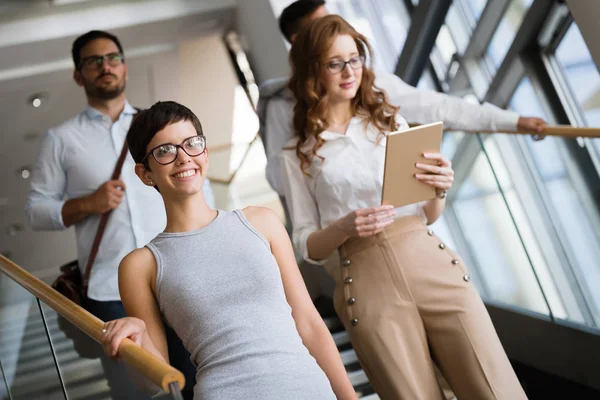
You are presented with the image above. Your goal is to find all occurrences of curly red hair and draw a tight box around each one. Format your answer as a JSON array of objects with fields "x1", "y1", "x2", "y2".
[{"x1": 289, "y1": 15, "x2": 399, "y2": 174}]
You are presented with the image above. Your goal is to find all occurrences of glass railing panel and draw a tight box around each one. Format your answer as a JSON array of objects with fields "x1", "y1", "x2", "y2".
[
  {"x1": 437, "y1": 133, "x2": 555, "y2": 317},
  {"x1": 509, "y1": 77, "x2": 600, "y2": 327},
  {"x1": 37, "y1": 303, "x2": 108, "y2": 400},
  {"x1": 0, "y1": 273, "x2": 64, "y2": 399},
  {"x1": 39, "y1": 303, "x2": 175, "y2": 400},
  {"x1": 518, "y1": 134, "x2": 600, "y2": 326},
  {"x1": 1, "y1": 352, "x2": 10, "y2": 400}
]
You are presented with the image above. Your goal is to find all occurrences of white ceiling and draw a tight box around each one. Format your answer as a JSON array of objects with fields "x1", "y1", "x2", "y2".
[{"x1": 0, "y1": 0, "x2": 237, "y2": 274}]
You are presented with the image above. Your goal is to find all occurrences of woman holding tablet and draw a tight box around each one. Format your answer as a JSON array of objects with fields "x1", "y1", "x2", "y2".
[{"x1": 281, "y1": 15, "x2": 527, "y2": 400}]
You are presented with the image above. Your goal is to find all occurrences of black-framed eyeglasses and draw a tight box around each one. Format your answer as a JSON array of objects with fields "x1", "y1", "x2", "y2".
[
  {"x1": 78, "y1": 53, "x2": 124, "y2": 70},
  {"x1": 326, "y1": 55, "x2": 365, "y2": 74},
  {"x1": 142, "y1": 135, "x2": 207, "y2": 165}
]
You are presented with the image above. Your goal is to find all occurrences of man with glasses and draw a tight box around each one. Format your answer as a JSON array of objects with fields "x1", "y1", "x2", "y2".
[{"x1": 26, "y1": 30, "x2": 206, "y2": 399}]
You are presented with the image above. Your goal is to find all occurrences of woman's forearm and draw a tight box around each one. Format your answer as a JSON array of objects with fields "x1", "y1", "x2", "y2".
[
  {"x1": 423, "y1": 196, "x2": 446, "y2": 225},
  {"x1": 300, "y1": 319, "x2": 358, "y2": 399},
  {"x1": 306, "y1": 221, "x2": 349, "y2": 261}
]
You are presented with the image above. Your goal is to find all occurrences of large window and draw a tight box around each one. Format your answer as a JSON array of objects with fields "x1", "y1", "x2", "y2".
[
  {"x1": 486, "y1": 0, "x2": 532, "y2": 70},
  {"x1": 270, "y1": 0, "x2": 411, "y2": 73},
  {"x1": 466, "y1": 0, "x2": 487, "y2": 21},
  {"x1": 509, "y1": 77, "x2": 600, "y2": 324},
  {"x1": 447, "y1": 137, "x2": 559, "y2": 316},
  {"x1": 425, "y1": 0, "x2": 600, "y2": 327},
  {"x1": 554, "y1": 23, "x2": 600, "y2": 126}
]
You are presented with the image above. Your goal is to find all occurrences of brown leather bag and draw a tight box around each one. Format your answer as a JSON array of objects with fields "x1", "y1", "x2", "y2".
[{"x1": 51, "y1": 136, "x2": 131, "y2": 358}]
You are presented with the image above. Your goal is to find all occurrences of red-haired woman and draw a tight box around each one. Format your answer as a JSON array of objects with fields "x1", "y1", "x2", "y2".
[{"x1": 281, "y1": 14, "x2": 527, "y2": 400}]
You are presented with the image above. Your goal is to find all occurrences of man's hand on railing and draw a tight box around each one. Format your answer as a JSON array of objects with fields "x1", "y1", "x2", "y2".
[
  {"x1": 102, "y1": 317, "x2": 146, "y2": 362},
  {"x1": 517, "y1": 116, "x2": 547, "y2": 141}
]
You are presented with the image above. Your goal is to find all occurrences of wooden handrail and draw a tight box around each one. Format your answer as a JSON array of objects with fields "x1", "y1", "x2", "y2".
[
  {"x1": 0, "y1": 254, "x2": 185, "y2": 393},
  {"x1": 406, "y1": 123, "x2": 600, "y2": 138},
  {"x1": 469, "y1": 125, "x2": 600, "y2": 138}
]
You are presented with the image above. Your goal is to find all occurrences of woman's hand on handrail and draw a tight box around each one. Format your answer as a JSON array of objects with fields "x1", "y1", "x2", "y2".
[{"x1": 102, "y1": 317, "x2": 149, "y2": 362}]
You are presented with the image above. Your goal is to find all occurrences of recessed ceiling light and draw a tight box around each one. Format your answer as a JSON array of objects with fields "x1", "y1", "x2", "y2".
[
  {"x1": 17, "y1": 166, "x2": 32, "y2": 179},
  {"x1": 28, "y1": 92, "x2": 49, "y2": 108}
]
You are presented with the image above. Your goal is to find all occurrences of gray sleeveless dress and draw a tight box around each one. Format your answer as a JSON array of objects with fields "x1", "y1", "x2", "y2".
[{"x1": 146, "y1": 209, "x2": 336, "y2": 400}]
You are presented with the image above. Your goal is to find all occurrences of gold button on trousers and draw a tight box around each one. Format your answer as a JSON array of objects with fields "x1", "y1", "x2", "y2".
[{"x1": 333, "y1": 216, "x2": 527, "y2": 400}]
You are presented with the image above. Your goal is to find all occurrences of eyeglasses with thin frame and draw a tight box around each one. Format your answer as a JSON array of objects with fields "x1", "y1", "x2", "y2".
[
  {"x1": 78, "y1": 53, "x2": 124, "y2": 70},
  {"x1": 142, "y1": 135, "x2": 207, "y2": 166},
  {"x1": 326, "y1": 55, "x2": 365, "y2": 74}
]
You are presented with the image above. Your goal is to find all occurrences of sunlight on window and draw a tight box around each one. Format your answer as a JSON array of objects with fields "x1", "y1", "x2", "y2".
[
  {"x1": 486, "y1": 0, "x2": 533, "y2": 69},
  {"x1": 555, "y1": 23, "x2": 600, "y2": 126}
]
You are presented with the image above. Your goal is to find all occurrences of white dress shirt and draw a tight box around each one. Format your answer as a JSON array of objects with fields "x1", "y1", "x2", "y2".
[
  {"x1": 26, "y1": 101, "x2": 215, "y2": 301},
  {"x1": 281, "y1": 114, "x2": 425, "y2": 265},
  {"x1": 260, "y1": 70, "x2": 520, "y2": 197}
]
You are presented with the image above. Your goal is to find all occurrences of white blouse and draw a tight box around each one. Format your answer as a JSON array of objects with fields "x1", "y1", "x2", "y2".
[{"x1": 280, "y1": 114, "x2": 426, "y2": 265}]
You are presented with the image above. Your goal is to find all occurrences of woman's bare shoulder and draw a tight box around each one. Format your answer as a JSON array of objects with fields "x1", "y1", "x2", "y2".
[
  {"x1": 241, "y1": 206, "x2": 284, "y2": 240},
  {"x1": 119, "y1": 247, "x2": 156, "y2": 279}
]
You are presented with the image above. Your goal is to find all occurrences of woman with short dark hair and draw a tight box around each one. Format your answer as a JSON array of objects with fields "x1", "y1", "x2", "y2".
[{"x1": 100, "y1": 101, "x2": 357, "y2": 400}]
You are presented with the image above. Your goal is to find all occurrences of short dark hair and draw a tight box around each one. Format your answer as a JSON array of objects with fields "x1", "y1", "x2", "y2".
[
  {"x1": 72, "y1": 30, "x2": 124, "y2": 69},
  {"x1": 127, "y1": 101, "x2": 204, "y2": 169},
  {"x1": 279, "y1": 0, "x2": 326, "y2": 43}
]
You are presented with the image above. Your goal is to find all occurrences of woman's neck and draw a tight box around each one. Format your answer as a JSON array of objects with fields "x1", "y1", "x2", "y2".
[
  {"x1": 163, "y1": 193, "x2": 217, "y2": 233},
  {"x1": 326, "y1": 100, "x2": 354, "y2": 134}
]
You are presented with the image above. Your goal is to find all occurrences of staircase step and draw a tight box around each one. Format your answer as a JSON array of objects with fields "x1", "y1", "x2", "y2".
[
  {"x1": 360, "y1": 393, "x2": 380, "y2": 399},
  {"x1": 348, "y1": 369, "x2": 369, "y2": 387},
  {"x1": 10, "y1": 357, "x2": 104, "y2": 398},
  {"x1": 340, "y1": 348, "x2": 359, "y2": 366},
  {"x1": 323, "y1": 316, "x2": 343, "y2": 332},
  {"x1": 331, "y1": 330, "x2": 350, "y2": 347}
]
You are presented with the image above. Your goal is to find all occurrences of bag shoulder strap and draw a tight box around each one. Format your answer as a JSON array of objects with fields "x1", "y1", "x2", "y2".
[{"x1": 82, "y1": 107, "x2": 142, "y2": 293}]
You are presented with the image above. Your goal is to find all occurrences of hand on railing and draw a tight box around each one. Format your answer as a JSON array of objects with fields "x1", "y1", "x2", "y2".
[
  {"x1": 503, "y1": 125, "x2": 600, "y2": 139},
  {"x1": 0, "y1": 254, "x2": 185, "y2": 393},
  {"x1": 517, "y1": 116, "x2": 546, "y2": 140},
  {"x1": 460, "y1": 124, "x2": 600, "y2": 139},
  {"x1": 102, "y1": 317, "x2": 148, "y2": 362}
]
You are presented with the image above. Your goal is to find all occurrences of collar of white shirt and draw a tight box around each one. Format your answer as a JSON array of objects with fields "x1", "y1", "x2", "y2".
[
  {"x1": 288, "y1": 115, "x2": 386, "y2": 154},
  {"x1": 317, "y1": 116, "x2": 383, "y2": 143},
  {"x1": 84, "y1": 100, "x2": 137, "y2": 121}
]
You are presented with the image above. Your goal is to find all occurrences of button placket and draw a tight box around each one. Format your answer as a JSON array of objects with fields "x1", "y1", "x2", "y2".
[
  {"x1": 432, "y1": 233, "x2": 469, "y2": 282},
  {"x1": 341, "y1": 256, "x2": 358, "y2": 327}
]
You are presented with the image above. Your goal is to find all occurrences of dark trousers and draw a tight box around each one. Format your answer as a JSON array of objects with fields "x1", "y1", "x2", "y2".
[{"x1": 86, "y1": 299, "x2": 196, "y2": 400}]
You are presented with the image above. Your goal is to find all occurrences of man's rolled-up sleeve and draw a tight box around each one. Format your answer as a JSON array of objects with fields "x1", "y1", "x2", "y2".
[{"x1": 25, "y1": 130, "x2": 68, "y2": 231}]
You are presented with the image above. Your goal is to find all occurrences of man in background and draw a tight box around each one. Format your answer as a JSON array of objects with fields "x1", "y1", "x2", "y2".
[{"x1": 26, "y1": 30, "x2": 208, "y2": 399}]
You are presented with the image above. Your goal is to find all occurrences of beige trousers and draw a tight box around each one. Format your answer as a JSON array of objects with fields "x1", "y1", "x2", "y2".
[{"x1": 333, "y1": 216, "x2": 527, "y2": 400}]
